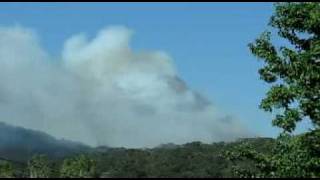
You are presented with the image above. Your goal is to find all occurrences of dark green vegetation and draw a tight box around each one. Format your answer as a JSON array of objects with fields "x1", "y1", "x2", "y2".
[
  {"x1": 225, "y1": 2, "x2": 320, "y2": 178},
  {"x1": 0, "y1": 138, "x2": 275, "y2": 178},
  {"x1": 0, "y1": 121, "x2": 276, "y2": 178}
]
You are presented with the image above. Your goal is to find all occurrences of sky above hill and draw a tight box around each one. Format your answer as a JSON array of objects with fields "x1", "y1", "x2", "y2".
[{"x1": 0, "y1": 3, "x2": 312, "y2": 147}]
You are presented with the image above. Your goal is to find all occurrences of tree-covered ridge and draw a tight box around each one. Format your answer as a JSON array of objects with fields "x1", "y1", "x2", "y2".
[
  {"x1": 0, "y1": 122, "x2": 91, "y2": 162},
  {"x1": 0, "y1": 137, "x2": 275, "y2": 178}
]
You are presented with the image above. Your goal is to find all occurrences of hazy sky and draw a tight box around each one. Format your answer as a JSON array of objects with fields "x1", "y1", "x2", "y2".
[{"x1": 0, "y1": 2, "x2": 311, "y2": 144}]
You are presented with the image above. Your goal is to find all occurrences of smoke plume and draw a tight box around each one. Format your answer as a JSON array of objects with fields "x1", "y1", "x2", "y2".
[{"x1": 0, "y1": 25, "x2": 250, "y2": 148}]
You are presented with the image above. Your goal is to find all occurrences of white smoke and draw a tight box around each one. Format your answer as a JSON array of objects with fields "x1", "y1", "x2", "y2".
[{"x1": 0, "y1": 25, "x2": 251, "y2": 148}]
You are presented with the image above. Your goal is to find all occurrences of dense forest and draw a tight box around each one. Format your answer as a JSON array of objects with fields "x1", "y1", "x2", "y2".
[
  {"x1": 0, "y1": 121, "x2": 274, "y2": 178},
  {"x1": 0, "y1": 2, "x2": 319, "y2": 178},
  {"x1": 0, "y1": 137, "x2": 275, "y2": 178}
]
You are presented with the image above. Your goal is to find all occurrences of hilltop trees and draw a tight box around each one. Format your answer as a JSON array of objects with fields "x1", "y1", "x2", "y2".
[
  {"x1": 0, "y1": 154, "x2": 98, "y2": 178},
  {"x1": 225, "y1": 2, "x2": 320, "y2": 177},
  {"x1": 27, "y1": 155, "x2": 51, "y2": 178},
  {"x1": 0, "y1": 161, "x2": 14, "y2": 178},
  {"x1": 0, "y1": 138, "x2": 274, "y2": 178},
  {"x1": 60, "y1": 154, "x2": 97, "y2": 178}
]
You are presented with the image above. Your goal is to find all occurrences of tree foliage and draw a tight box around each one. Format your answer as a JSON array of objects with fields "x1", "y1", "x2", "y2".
[
  {"x1": 27, "y1": 154, "x2": 51, "y2": 178},
  {"x1": 250, "y1": 2, "x2": 320, "y2": 131},
  {"x1": 60, "y1": 154, "x2": 97, "y2": 178},
  {"x1": 91, "y1": 139, "x2": 274, "y2": 178},
  {"x1": 226, "y1": 2, "x2": 320, "y2": 178},
  {"x1": 0, "y1": 138, "x2": 275, "y2": 178},
  {"x1": 0, "y1": 161, "x2": 14, "y2": 178}
]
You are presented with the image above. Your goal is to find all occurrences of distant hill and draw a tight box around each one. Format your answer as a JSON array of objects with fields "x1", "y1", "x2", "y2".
[
  {"x1": 0, "y1": 122, "x2": 91, "y2": 162},
  {"x1": 0, "y1": 121, "x2": 277, "y2": 177}
]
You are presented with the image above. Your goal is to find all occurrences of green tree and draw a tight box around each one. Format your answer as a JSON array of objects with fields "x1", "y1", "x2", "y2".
[
  {"x1": 250, "y1": 2, "x2": 320, "y2": 134},
  {"x1": 60, "y1": 154, "x2": 97, "y2": 178},
  {"x1": 27, "y1": 154, "x2": 51, "y2": 178},
  {"x1": 0, "y1": 161, "x2": 15, "y2": 178},
  {"x1": 111, "y1": 149, "x2": 151, "y2": 178},
  {"x1": 225, "y1": 2, "x2": 320, "y2": 178}
]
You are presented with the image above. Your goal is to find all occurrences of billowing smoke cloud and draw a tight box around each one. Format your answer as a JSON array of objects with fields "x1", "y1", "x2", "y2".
[{"x1": 0, "y1": 25, "x2": 251, "y2": 148}]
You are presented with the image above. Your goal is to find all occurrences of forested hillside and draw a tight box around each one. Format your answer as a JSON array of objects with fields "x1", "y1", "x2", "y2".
[
  {"x1": 0, "y1": 122, "x2": 90, "y2": 162},
  {"x1": 0, "y1": 123, "x2": 274, "y2": 177},
  {"x1": 0, "y1": 132, "x2": 275, "y2": 178},
  {"x1": 92, "y1": 138, "x2": 275, "y2": 178}
]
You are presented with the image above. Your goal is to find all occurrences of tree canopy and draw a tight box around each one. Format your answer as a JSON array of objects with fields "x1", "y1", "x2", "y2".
[{"x1": 226, "y1": 2, "x2": 320, "y2": 178}]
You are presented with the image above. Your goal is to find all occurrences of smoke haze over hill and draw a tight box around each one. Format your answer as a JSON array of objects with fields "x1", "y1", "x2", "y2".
[{"x1": 0, "y1": 25, "x2": 251, "y2": 148}]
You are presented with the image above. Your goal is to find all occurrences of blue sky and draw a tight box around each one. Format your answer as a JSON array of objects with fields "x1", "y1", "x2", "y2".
[{"x1": 0, "y1": 2, "x2": 311, "y2": 138}]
